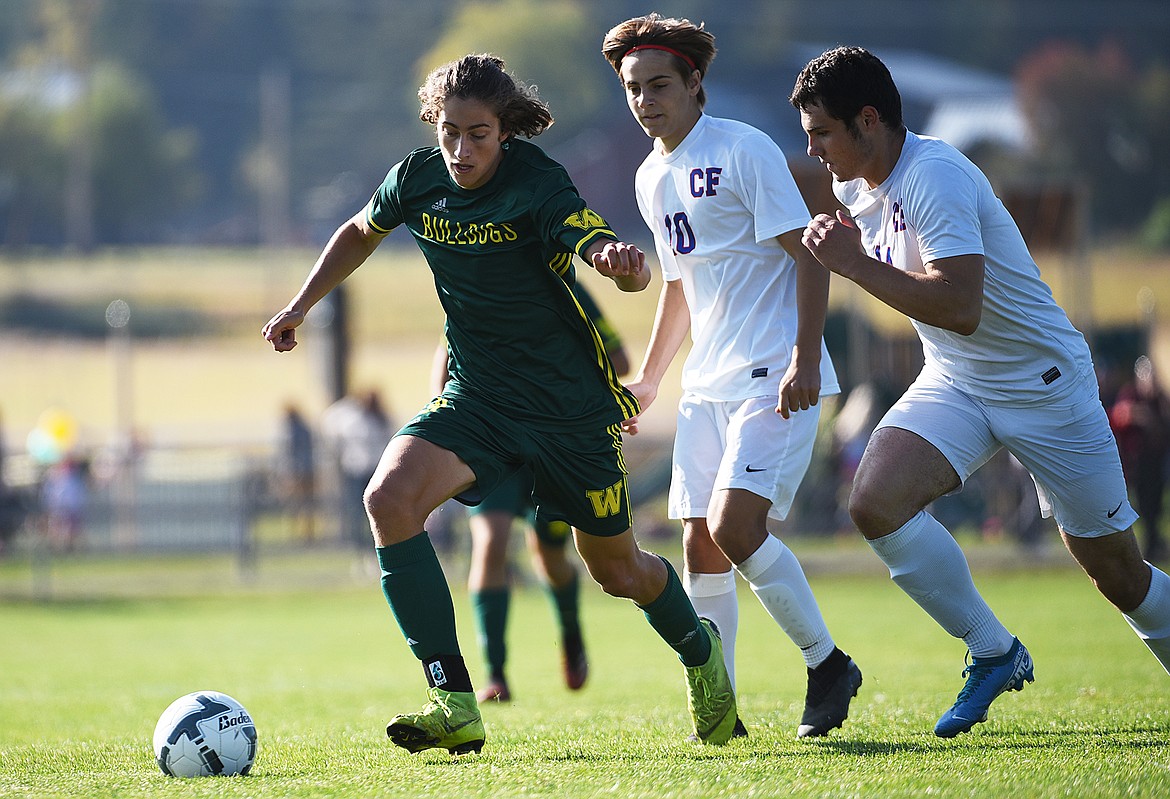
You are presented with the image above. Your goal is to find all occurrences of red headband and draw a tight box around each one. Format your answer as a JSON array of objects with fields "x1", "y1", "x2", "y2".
[{"x1": 622, "y1": 44, "x2": 698, "y2": 72}]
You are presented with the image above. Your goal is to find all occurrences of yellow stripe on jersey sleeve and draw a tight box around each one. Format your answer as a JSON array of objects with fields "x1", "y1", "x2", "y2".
[
  {"x1": 560, "y1": 208, "x2": 617, "y2": 260},
  {"x1": 572, "y1": 229, "x2": 619, "y2": 259},
  {"x1": 365, "y1": 200, "x2": 393, "y2": 235}
]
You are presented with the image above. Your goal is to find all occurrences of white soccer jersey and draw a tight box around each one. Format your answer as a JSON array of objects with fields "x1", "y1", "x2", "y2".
[
  {"x1": 834, "y1": 132, "x2": 1092, "y2": 405},
  {"x1": 635, "y1": 114, "x2": 839, "y2": 402}
]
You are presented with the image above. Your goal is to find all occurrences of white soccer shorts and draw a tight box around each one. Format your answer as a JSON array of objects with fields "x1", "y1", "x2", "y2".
[
  {"x1": 669, "y1": 394, "x2": 821, "y2": 522},
  {"x1": 876, "y1": 369, "x2": 1137, "y2": 538}
]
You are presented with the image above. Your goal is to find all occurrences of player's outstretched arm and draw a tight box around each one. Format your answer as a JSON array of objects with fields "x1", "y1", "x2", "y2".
[{"x1": 262, "y1": 211, "x2": 387, "y2": 352}]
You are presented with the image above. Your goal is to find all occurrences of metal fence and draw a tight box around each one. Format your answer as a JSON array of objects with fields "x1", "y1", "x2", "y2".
[
  {"x1": 1, "y1": 444, "x2": 267, "y2": 557},
  {"x1": 0, "y1": 431, "x2": 1051, "y2": 567}
]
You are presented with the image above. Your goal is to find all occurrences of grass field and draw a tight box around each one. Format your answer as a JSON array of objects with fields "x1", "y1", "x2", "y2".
[
  {"x1": 1, "y1": 547, "x2": 1167, "y2": 798},
  {"x1": 3, "y1": 246, "x2": 1170, "y2": 796}
]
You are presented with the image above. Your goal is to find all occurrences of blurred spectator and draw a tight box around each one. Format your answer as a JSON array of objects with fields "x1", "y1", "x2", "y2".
[
  {"x1": 0, "y1": 410, "x2": 18, "y2": 555},
  {"x1": 277, "y1": 403, "x2": 317, "y2": 541},
  {"x1": 1000, "y1": 453, "x2": 1050, "y2": 553},
  {"x1": 1109, "y1": 356, "x2": 1170, "y2": 561},
  {"x1": 0, "y1": 491, "x2": 21, "y2": 556},
  {"x1": 830, "y1": 382, "x2": 894, "y2": 532},
  {"x1": 41, "y1": 456, "x2": 91, "y2": 553},
  {"x1": 832, "y1": 383, "x2": 883, "y2": 483},
  {"x1": 321, "y1": 390, "x2": 393, "y2": 548},
  {"x1": 26, "y1": 407, "x2": 77, "y2": 469},
  {"x1": 964, "y1": 450, "x2": 1050, "y2": 552}
]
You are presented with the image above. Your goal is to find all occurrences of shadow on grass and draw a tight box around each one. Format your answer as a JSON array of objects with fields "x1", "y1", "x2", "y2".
[
  {"x1": 481, "y1": 721, "x2": 1170, "y2": 765},
  {"x1": 803, "y1": 724, "x2": 1170, "y2": 756}
]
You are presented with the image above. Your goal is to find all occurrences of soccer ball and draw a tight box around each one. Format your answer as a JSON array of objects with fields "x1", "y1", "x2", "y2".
[{"x1": 153, "y1": 691, "x2": 257, "y2": 777}]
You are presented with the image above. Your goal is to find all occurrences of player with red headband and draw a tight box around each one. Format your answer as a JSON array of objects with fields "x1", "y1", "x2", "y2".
[{"x1": 602, "y1": 13, "x2": 863, "y2": 739}]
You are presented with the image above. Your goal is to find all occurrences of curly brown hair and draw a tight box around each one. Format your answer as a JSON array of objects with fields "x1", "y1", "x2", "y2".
[
  {"x1": 601, "y1": 13, "x2": 717, "y2": 107},
  {"x1": 417, "y1": 54, "x2": 553, "y2": 138}
]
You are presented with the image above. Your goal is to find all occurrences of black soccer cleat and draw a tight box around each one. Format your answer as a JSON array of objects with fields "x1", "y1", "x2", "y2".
[{"x1": 798, "y1": 654, "x2": 863, "y2": 738}]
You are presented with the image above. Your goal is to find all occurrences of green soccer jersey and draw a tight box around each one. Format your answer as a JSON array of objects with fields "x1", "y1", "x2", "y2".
[
  {"x1": 365, "y1": 140, "x2": 638, "y2": 427},
  {"x1": 573, "y1": 282, "x2": 624, "y2": 358}
]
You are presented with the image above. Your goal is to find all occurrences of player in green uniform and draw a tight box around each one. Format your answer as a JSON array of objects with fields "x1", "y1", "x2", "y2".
[
  {"x1": 263, "y1": 54, "x2": 738, "y2": 754},
  {"x1": 435, "y1": 283, "x2": 631, "y2": 703},
  {"x1": 467, "y1": 470, "x2": 587, "y2": 701}
]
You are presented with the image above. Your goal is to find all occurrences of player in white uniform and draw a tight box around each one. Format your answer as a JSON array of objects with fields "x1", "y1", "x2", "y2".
[
  {"x1": 602, "y1": 13, "x2": 863, "y2": 739},
  {"x1": 791, "y1": 45, "x2": 1170, "y2": 737}
]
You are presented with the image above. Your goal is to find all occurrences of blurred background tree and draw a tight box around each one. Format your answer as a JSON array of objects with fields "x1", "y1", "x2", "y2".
[
  {"x1": 0, "y1": 0, "x2": 1168, "y2": 249},
  {"x1": 1015, "y1": 40, "x2": 1170, "y2": 237},
  {"x1": 86, "y1": 63, "x2": 201, "y2": 243},
  {"x1": 0, "y1": 93, "x2": 60, "y2": 246}
]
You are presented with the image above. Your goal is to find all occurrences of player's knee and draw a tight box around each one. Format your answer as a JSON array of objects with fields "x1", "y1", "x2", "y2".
[
  {"x1": 705, "y1": 511, "x2": 753, "y2": 543},
  {"x1": 542, "y1": 556, "x2": 575, "y2": 587},
  {"x1": 593, "y1": 569, "x2": 636, "y2": 599},
  {"x1": 848, "y1": 482, "x2": 895, "y2": 538},
  {"x1": 1091, "y1": 560, "x2": 1150, "y2": 612},
  {"x1": 583, "y1": 559, "x2": 637, "y2": 599},
  {"x1": 362, "y1": 480, "x2": 388, "y2": 521},
  {"x1": 706, "y1": 523, "x2": 733, "y2": 554},
  {"x1": 363, "y1": 479, "x2": 418, "y2": 534},
  {"x1": 1067, "y1": 531, "x2": 1151, "y2": 612}
]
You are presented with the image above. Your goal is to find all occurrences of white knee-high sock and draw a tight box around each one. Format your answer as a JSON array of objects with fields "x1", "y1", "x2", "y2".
[
  {"x1": 736, "y1": 535, "x2": 835, "y2": 668},
  {"x1": 868, "y1": 510, "x2": 1014, "y2": 658},
  {"x1": 1124, "y1": 562, "x2": 1170, "y2": 675},
  {"x1": 684, "y1": 570, "x2": 739, "y2": 689}
]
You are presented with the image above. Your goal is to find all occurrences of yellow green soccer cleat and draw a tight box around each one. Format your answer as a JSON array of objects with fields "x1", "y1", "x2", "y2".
[
  {"x1": 385, "y1": 687, "x2": 485, "y2": 755},
  {"x1": 684, "y1": 618, "x2": 739, "y2": 745}
]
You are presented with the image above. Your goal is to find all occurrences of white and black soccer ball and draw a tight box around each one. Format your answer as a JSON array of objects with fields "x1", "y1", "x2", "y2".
[{"x1": 153, "y1": 690, "x2": 257, "y2": 778}]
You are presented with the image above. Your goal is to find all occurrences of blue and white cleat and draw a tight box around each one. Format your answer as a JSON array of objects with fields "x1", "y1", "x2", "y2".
[{"x1": 934, "y1": 637, "x2": 1034, "y2": 738}]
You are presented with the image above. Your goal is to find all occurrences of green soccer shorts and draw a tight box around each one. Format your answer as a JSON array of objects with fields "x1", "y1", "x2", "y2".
[
  {"x1": 467, "y1": 466, "x2": 572, "y2": 547},
  {"x1": 398, "y1": 393, "x2": 633, "y2": 537}
]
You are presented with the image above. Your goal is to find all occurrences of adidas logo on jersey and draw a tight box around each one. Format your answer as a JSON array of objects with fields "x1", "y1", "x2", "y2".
[{"x1": 431, "y1": 198, "x2": 449, "y2": 213}]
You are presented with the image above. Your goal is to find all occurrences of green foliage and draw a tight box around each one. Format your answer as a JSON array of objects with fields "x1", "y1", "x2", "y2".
[
  {"x1": 0, "y1": 20, "x2": 200, "y2": 245},
  {"x1": 85, "y1": 62, "x2": 201, "y2": 239},
  {"x1": 0, "y1": 92, "x2": 63, "y2": 244},
  {"x1": 1014, "y1": 41, "x2": 1170, "y2": 233},
  {"x1": 1142, "y1": 198, "x2": 1170, "y2": 252},
  {"x1": 4, "y1": 1, "x2": 1170, "y2": 245},
  {"x1": 0, "y1": 552, "x2": 1167, "y2": 798}
]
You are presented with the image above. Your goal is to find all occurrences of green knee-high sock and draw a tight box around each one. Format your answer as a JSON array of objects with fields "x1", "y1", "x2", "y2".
[
  {"x1": 546, "y1": 573, "x2": 582, "y2": 641},
  {"x1": 638, "y1": 555, "x2": 712, "y2": 667},
  {"x1": 376, "y1": 533, "x2": 472, "y2": 692},
  {"x1": 471, "y1": 587, "x2": 510, "y2": 682}
]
